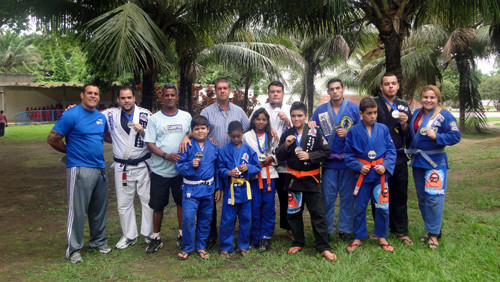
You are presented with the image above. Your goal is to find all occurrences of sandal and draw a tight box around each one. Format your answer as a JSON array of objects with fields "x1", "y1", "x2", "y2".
[
  {"x1": 178, "y1": 251, "x2": 189, "y2": 260},
  {"x1": 286, "y1": 246, "x2": 302, "y2": 254},
  {"x1": 369, "y1": 234, "x2": 379, "y2": 240},
  {"x1": 346, "y1": 243, "x2": 361, "y2": 253},
  {"x1": 220, "y1": 251, "x2": 230, "y2": 259},
  {"x1": 196, "y1": 250, "x2": 209, "y2": 260},
  {"x1": 239, "y1": 249, "x2": 250, "y2": 256},
  {"x1": 320, "y1": 250, "x2": 338, "y2": 262},
  {"x1": 379, "y1": 243, "x2": 394, "y2": 252},
  {"x1": 397, "y1": 236, "x2": 414, "y2": 246},
  {"x1": 427, "y1": 238, "x2": 439, "y2": 249}
]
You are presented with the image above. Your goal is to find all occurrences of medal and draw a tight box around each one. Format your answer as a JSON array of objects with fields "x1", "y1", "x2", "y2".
[
  {"x1": 258, "y1": 153, "x2": 266, "y2": 162},
  {"x1": 391, "y1": 110, "x2": 400, "y2": 119},
  {"x1": 420, "y1": 127, "x2": 428, "y2": 135},
  {"x1": 127, "y1": 121, "x2": 134, "y2": 128},
  {"x1": 295, "y1": 146, "x2": 303, "y2": 155},
  {"x1": 368, "y1": 150, "x2": 377, "y2": 160},
  {"x1": 195, "y1": 152, "x2": 203, "y2": 160}
]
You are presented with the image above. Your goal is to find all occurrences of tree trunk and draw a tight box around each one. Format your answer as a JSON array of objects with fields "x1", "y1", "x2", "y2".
[
  {"x1": 375, "y1": 18, "x2": 404, "y2": 98},
  {"x1": 456, "y1": 53, "x2": 468, "y2": 132},
  {"x1": 304, "y1": 58, "x2": 316, "y2": 117},
  {"x1": 243, "y1": 74, "x2": 252, "y2": 113},
  {"x1": 178, "y1": 55, "x2": 194, "y2": 113},
  {"x1": 142, "y1": 71, "x2": 155, "y2": 111}
]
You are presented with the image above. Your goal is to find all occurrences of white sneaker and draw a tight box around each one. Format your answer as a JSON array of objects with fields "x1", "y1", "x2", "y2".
[
  {"x1": 98, "y1": 246, "x2": 112, "y2": 254},
  {"x1": 69, "y1": 251, "x2": 83, "y2": 264},
  {"x1": 144, "y1": 236, "x2": 151, "y2": 244},
  {"x1": 115, "y1": 236, "x2": 138, "y2": 250}
]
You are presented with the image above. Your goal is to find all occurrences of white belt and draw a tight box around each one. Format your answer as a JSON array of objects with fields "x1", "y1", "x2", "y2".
[{"x1": 183, "y1": 177, "x2": 214, "y2": 186}]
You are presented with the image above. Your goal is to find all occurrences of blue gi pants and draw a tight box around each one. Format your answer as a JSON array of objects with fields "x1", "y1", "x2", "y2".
[
  {"x1": 219, "y1": 199, "x2": 252, "y2": 252},
  {"x1": 354, "y1": 181, "x2": 389, "y2": 239},
  {"x1": 250, "y1": 179, "x2": 276, "y2": 244},
  {"x1": 181, "y1": 194, "x2": 214, "y2": 253},
  {"x1": 413, "y1": 167, "x2": 447, "y2": 235},
  {"x1": 322, "y1": 168, "x2": 356, "y2": 234}
]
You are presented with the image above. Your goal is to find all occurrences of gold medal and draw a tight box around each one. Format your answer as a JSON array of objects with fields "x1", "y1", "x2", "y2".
[
  {"x1": 258, "y1": 153, "x2": 266, "y2": 162},
  {"x1": 368, "y1": 150, "x2": 377, "y2": 160},
  {"x1": 420, "y1": 127, "x2": 428, "y2": 135},
  {"x1": 195, "y1": 152, "x2": 203, "y2": 160}
]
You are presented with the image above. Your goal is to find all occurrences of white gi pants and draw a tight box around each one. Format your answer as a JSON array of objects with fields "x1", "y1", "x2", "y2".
[{"x1": 114, "y1": 164, "x2": 153, "y2": 239}]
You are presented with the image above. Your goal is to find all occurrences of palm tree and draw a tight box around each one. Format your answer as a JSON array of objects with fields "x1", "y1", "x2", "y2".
[{"x1": 0, "y1": 30, "x2": 41, "y2": 73}]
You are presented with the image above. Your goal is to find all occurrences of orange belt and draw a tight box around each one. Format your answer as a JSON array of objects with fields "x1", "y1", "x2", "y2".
[
  {"x1": 353, "y1": 158, "x2": 386, "y2": 196},
  {"x1": 258, "y1": 163, "x2": 272, "y2": 191},
  {"x1": 287, "y1": 167, "x2": 321, "y2": 183}
]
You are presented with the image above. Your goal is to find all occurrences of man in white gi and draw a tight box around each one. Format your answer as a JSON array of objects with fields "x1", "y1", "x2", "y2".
[{"x1": 102, "y1": 86, "x2": 154, "y2": 249}]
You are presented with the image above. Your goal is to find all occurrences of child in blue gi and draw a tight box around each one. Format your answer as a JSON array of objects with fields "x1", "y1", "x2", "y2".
[
  {"x1": 175, "y1": 115, "x2": 221, "y2": 260},
  {"x1": 243, "y1": 108, "x2": 279, "y2": 252},
  {"x1": 219, "y1": 121, "x2": 261, "y2": 258},
  {"x1": 407, "y1": 85, "x2": 460, "y2": 249},
  {"x1": 276, "y1": 101, "x2": 337, "y2": 262},
  {"x1": 344, "y1": 97, "x2": 396, "y2": 252}
]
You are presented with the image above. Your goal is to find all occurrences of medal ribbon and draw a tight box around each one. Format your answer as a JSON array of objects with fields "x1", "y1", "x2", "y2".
[
  {"x1": 381, "y1": 96, "x2": 398, "y2": 111},
  {"x1": 255, "y1": 131, "x2": 268, "y2": 154},
  {"x1": 326, "y1": 98, "x2": 347, "y2": 131},
  {"x1": 294, "y1": 129, "x2": 302, "y2": 147},
  {"x1": 194, "y1": 140, "x2": 204, "y2": 153},
  {"x1": 361, "y1": 121, "x2": 378, "y2": 154},
  {"x1": 123, "y1": 109, "x2": 134, "y2": 122},
  {"x1": 418, "y1": 108, "x2": 435, "y2": 136}
]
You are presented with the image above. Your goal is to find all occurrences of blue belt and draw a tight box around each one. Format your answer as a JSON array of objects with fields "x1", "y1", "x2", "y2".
[{"x1": 404, "y1": 148, "x2": 445, "y2": 168}]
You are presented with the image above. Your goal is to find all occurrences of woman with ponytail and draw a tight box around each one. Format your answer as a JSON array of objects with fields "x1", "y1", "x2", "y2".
[{"x1": 407, "y1": 85, "x2": 461, "y2": 249}]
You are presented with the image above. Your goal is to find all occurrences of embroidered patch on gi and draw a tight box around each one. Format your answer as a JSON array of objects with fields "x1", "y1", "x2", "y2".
[
  {"x1": 308, "y1": 127, "x2": 317, "y2": 137},
  {"x1": 339, "y1": 116, "x2": 354, "y2": 130},
  {"x1": 139, "y1": 112, "x2": 148, "y2": 122},
  {"x1": 241, "y1": 153, "x2": 249, "y2": 163},
  {"x1": 108, "y1": 114, "x2": 115, "y2": 131},
  {"x1": 318, "y1": 113, "x2": 332, "y2": 136},
  {"x1": 287, "y1": 191, "x2": 302, "y2": 214},
  {"x1": 373, "y1": 183, "x2": 389, "y2": 210},
  {"x1": 425, "y1": 169, "x2": 445, "y2": 195},
  {"x1": 450, "y1": 121, "x2": 458, "y2": 131}
]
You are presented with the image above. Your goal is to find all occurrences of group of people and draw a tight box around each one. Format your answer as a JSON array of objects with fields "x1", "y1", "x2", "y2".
[{"x1": 47, "y1": 73, "x2": 461, "y2": 264}]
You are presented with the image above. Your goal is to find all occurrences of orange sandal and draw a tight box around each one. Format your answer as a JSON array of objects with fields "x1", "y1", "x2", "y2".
[
  {"x1": 320, "y1": 250, "x2": 338, "y2": 262},
  {"x1": 346, "y1": 243, "x2": 361, "y2": 253},
  {"x1": 286, "y1": 246, "x2": 302, "y2": 254},
  {"x1": 379, "y1": 243, "x2": 394, "y2": 252}
]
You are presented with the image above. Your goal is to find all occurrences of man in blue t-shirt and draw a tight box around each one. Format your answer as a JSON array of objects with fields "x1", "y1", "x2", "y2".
[{"x1": 48, "y1": 84, "x2": 110, "y2": 264}]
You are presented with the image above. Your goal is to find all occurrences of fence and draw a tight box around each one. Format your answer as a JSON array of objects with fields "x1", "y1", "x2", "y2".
[{"x1": 15, "y1": 110, "x2": 64, "y2": 125}]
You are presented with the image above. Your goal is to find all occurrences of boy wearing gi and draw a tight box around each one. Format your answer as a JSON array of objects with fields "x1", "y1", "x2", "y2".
[
  {"x1": 344, "y1": 97, "x2": 396, "y2": 252},
  {"x1": 218, "y1": 121, "x2": 261, "y2": 258},
  {"x1": 276, "y1": 102, "x2": 337, "y2": 262},
  {"x1": 175, "y1": 116, "x2": 220, "y2": 260}
]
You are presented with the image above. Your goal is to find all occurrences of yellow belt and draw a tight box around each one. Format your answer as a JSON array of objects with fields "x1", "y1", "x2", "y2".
[{"x1": 230, "y1": 177, "x2": 251, "y2": 205}]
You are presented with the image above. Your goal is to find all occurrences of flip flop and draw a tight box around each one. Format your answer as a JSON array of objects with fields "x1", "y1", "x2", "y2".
[
  {"x1": 320, "y1": 250, "x2": 338, "y2": 262},
  {"x1": 420, "y1": 236, "x2": 429, "y2": 242},
  {"x1": 346, "y1": 243, "x2": 361, "y2": 253},
  {"x1": 427, "y1": 238, "x2": 439, "y2": 249},
  {"x1": 178, "y1": 251, "x2": 189, "y2": 260},
  {"x1": 379, "y1": 243, "x2": 394, "y2": 252},
  {"x1": 219, "y1": 251, "x2": 230, "y2": 259},
  {"x1": 196, "y1": 250, "x2": 209, "y2": 260},
  {"x1": 397, "y1": 236, "x2": 414, "y2": 246},
  {"x1": 239, "y1": 249, "x2": 250, "y2": 256},
  {"x1": 287, "y1": 246, "x2": 302, "y2": 254}
]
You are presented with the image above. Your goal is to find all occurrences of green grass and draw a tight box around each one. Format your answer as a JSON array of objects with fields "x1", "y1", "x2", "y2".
[
  {"x1": 1, "y1": 127, "x2": 499, "y2": 281},
  {"x1": 1, "y1": 124, "x2": 53, "y2": 141}
]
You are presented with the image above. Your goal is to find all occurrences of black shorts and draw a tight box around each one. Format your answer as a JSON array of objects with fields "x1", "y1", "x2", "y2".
[{"x1": 149, "y1": 172, "x2": 182, "y2": 210}]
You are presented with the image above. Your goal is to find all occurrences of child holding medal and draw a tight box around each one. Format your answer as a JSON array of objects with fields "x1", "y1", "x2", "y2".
[
  {"x1": 344, "y1": 97, "x2": 397, "y2": 253},
  {"x1": 243, "y1": 108, "x2": 279, "y2": 252},
  {"x1": 174, "y1": 115, "x2": 220, "y2": 260}
]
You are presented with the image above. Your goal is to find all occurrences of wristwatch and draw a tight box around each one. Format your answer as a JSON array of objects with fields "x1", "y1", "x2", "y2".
[{"x1": 161, "y1": 152, "x2": 167, "y2": 159}]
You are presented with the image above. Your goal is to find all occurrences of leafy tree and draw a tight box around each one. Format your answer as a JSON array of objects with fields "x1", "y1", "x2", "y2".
[
  {"x1": 478, "y1": 74, "x2": 500, "y2": 107},
  {"x1": 0, "y1": 30, "x2": 41, "y2": 73}
]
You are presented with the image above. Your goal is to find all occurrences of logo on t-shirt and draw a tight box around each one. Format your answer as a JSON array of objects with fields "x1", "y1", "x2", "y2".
[
  {"x1": 164, "y1": 124, "x2": 183, "y2": 133},
  {"x1": 96, "y1": 118, "x2": 103, "y2": 125}
]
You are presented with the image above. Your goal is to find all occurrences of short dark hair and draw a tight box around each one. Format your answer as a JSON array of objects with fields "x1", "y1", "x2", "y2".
[
  {"x1": 267, "y1": 81, "x2": 284, "y2": 92},
  {"x1": 290, "y1": 101, "x2": 307, "y2": 115},
  {"x1": 191, "y1": 115, "x2": 210, "y2": 130},
  {"x1": 118, "y1": 86, "x2": 135, "y2": 97},
  {"x1": 227, "y1": 120, "x2": 243, "y2": 134},
  {"x1": 381, "y1": 72, "x2": 398, "y2": 84},
  {"x1": 327, "y1": 78, "x2": 343, "y2": 88},
  {"x1": 215, "y1": 77, "x2": 231, "y2": 89},
  {"x1": 359, "y1": 97, "x2": 378, "y2": 112},
  {"x1": 161, "y1": 83, "x2": 178, "y2": 94},
  {"x1": 82, "y1": 84, "x2": 99, "y2": 93}
]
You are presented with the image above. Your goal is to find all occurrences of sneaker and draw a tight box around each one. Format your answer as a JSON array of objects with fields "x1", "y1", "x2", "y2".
[
  {"x1": 258, "y1": 239, "x2": 270, "y2": 252},
  {"x1": 146, "y1": 237, "x2": 163, "y2": 254},
  {"x1": 144, "y1": 236, "x2": 151, "y2": 244},
  {"x1": 98, "y1": 246, "x2": 112, "y2": 254},
  {"x1": 115, "y1": 236, "x2": 138, "y2": 250},
  {"x1": 177, "y1": 235, "x2": 182, "y2": 248},
  {"x1": 69, "y1": 251, "x2": 82, "y2": 264}
]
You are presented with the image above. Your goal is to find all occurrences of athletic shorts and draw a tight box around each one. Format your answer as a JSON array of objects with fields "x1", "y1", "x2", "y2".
[{"x1": 149, "y1": 172, "x2": 182, "y2": 210}]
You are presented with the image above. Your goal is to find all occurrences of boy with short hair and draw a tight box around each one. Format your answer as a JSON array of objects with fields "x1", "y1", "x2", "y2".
[
  {"x1": 175, "y1": 115, "x2": 221, "y2": 260},
  {"x1": 344, "y1": 97, "x2": 396, "y2": 253},
  {"x1": 275, "y1": 101, "x2": 337, "y2": 262},
  {"x1": 218, "y1": 121, "x2": 261, "y2": 258}
]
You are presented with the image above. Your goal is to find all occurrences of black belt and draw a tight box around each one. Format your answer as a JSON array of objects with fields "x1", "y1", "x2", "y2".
[{"x1": 114, "y1": 153, "x2": 151, "y2": 166}]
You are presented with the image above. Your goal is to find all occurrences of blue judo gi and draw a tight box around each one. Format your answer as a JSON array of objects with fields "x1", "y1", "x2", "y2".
[
  {"x1": 175, "y1": 138, "x2": 220, "y2": 253},
  {"x1": 345, "y1": 122, "x2": 396, "y2": 239},
  {"x1": 311, "y1": 99, "x2": 360, "y2": 235},
  {"x1": 218, "y1": 142, "x2": 261, "y2": 252},
  {"x1": 408, "y1": 108, "x2": 461, "y2": 236}
]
